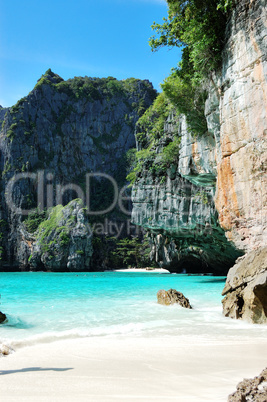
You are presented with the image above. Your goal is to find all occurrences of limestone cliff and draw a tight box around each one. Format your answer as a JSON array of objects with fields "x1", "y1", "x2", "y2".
[
  {"x1": 130, "y1": 0, "x2": 266, "y2": 282},
  {"x1": 214, "y1": 0, "x2": 267, "y2": 251},
  {"x1": 131, "y1": 113, "x2": 240, "y2": 274},
  {"x1": 0, "y1": 71, "x2": 156, "y2": 269}
]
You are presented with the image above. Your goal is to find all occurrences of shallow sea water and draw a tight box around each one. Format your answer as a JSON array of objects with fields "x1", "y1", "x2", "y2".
[{"x1": 1, "y1": 271, "x2": 267, "y2": 348}]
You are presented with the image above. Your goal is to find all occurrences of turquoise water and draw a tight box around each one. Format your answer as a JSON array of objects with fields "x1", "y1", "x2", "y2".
[{"x1": 1, "y1": 272, "x2": 267, "y2": 348}]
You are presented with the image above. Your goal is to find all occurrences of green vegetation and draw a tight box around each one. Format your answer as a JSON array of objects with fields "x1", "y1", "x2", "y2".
[
  {"x1": 127, "y1": 0, "x2": 233, "y2": 186},
  {"x1": 23, "y1": 208, "x2": 47, "y2": 233},
  {"x1": 26, "y1": 200, "x2": 86, "y2": 256},
  {"x1": 111, "y1": 237, "x2": 151, "y2": 267},
  {"x1": 161, "y1": 137, "x2": 181, "y2": 164},
  {"x1": 150, "y1": 1, "x2": 231, "y2": 81},
  {"x1": 161, "y1": 72, "x2": 208, "y2": 136},
  {"x1": 36, "y1": 205, "x2": 64, "y2": 245},
  {"x1": 92, "y1": 235, "x2": 152, "y2": 269},
  {"x1": 33, "y1": 204, "x2": 72, "y2": 254},
  {"x1": 148, "y1": 0, "x2": 232, "y2": 137},
  {"x1": 2, "y1": 161, "x2": 11, "y2": 178},
  {"x1": 137, "y1": 92, "x2": 171, "y2": 146},
  {"x1": 126, "y1": 94, "x2": 181, "y2": 186},
  {"x1": 126, "y1": 135, "x2": 181, "y2": 185},
  {"x1": 193, "y1": 190, "x2": 209, "y2": 205},
  {"x1": 33, "y1": 69, "x2": 156, "y2": 109}
]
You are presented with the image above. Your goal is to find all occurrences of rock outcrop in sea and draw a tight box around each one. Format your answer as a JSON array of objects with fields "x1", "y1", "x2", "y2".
[
  {"x1": 157, "y1": 289, "x2": 192, "y2": 309},
  {"x1": 0, "y1": 311, "x2": 7, "y2": 324},
  {"x1": 222, "y1": 247, "x2": 267, "y2": 324}
]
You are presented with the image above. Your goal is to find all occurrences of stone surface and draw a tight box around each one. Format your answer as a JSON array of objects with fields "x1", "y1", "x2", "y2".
[
  {"x1": 0, "y1": 311, "x2": 7, "y2": 324},
  {"x1": 214, "y1": 0, "x2": 267, "y2": 251},
  {"x1": 222, "y1": 247, "x2": 267, "y2": 324},
  {"x1": 228, "y1": 367, "x2": 267, "y2": 402},
  {"x1": 0, "y1": 72, "x2": 156, "y2": 269},
  {"x1": 157, "y1": 289, "x2": 192, "y2": 309},
  {"x1": 26, "y1": 199, "x2": 93, "y2": 272},
  {"x1": 132, "y1": 112, "x2": 241, "y2": 274}
]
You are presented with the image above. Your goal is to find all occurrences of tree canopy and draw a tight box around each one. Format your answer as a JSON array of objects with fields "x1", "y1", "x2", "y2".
[{"x1": 149, "y1": 0, "x2": 232, "y2": 81}]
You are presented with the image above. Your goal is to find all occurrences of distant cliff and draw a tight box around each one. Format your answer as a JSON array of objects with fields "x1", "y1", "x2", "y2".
[{"x1": 0, "y1": 71, "x2": 157, "y2": 270}]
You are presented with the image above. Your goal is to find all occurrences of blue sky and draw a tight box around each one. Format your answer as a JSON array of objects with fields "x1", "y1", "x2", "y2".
[{"x1": 0, "y1": 0, "x2": 181, "y2": 107}]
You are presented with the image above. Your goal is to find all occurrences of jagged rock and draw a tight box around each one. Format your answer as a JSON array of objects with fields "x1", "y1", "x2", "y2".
[
  {"x1": 222, "y1": 247, "x2": 267, "y2": 324},
  {"x1": 29, "y1": 199, "x2": 93, "y2": 271},
  {"x1": 228, "y1": 367, "x2": 267, "y2": 402},
  {"x1": 0, "y1": 311, "x2": 7, "y2": 324},
  {"x1": 157, "y1": 289, "x2": 192, "y2": 309}
]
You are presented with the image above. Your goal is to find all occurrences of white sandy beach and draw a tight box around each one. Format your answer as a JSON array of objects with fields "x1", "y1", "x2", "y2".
[
  {"x1": 1, "y1": 336, "x2": 267, "y2": 402},
  {"x1": 112, "y1": 268, "x2": 170, "y2": 273}
]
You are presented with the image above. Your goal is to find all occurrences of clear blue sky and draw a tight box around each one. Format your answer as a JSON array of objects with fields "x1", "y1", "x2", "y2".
[{"x1": 0, "y1": 0, "x2": 181, "y2": 108}]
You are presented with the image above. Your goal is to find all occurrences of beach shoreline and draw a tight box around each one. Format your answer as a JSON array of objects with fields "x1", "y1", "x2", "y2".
[
  {"x1": 109, "y1": 267, "x2": 171, "y2": 273},
  {"x1": 1, "y1": 335, "x2": 267, "y2": 401}
]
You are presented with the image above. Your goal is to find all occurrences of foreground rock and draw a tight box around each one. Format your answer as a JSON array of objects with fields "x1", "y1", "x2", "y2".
[
  {"x1": 157, "y1": 289, "x2": 192, "y2": 309},
  {"x1": 228, "y1": 367, "x2": 267, "y2": 401},
  {"x1": 28, "y1": 199, "x2": 93, "y2": 271},
  {"x1": 0, "y1": 311, "x2": 7, "y2": 324},
  {"x1": 222, "y1": 247, "x2": 267, "y2": 324}
]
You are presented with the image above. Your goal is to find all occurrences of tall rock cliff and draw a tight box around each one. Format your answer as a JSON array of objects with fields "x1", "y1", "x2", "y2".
[
  {"x1": 0, "y1": 71, "x2": 157, "y2": 270},
  {"x1": 130, "y1": 0, "x2": 266, "y2": 283},
  {"x1": 215, "y1": 0, "x2": 267, "y2": 251}
]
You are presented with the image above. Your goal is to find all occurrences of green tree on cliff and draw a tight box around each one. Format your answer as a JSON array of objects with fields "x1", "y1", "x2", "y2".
[
  {"x1": 148, "y1": 0, "x2": 232, "y2": 137},
  {"x1": 149, "y1": 0, "x2": 231, "y2": 81}
]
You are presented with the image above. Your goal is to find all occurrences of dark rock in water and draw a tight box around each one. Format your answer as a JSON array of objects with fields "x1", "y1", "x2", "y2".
[
  {"x1": 157, "y1": 289, "x2": 192, "y2": 309},
  {"x1": 228, "y1": 367, "x2": 267, "y2": 401},
  {"x1": 0, "y1": 311, "x2": 7, "y2": 323},
  {"x1": 222, "y1": 247, "x2": 267, "y2": 324}
]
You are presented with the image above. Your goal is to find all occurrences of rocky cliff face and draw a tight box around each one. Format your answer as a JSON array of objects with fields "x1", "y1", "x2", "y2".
[
  {"x1": 131, "y1": 0, "x2": 266, "y2": 281},
  {"x1": 0, "y1": 71, "x2": 156, "y2": 269},
  {"x1": 214, "y1": 0, "x2": 267, "y2": 251},
  {"x1": 131, "y1": 113, "x2": 240, "y2": 274}
]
